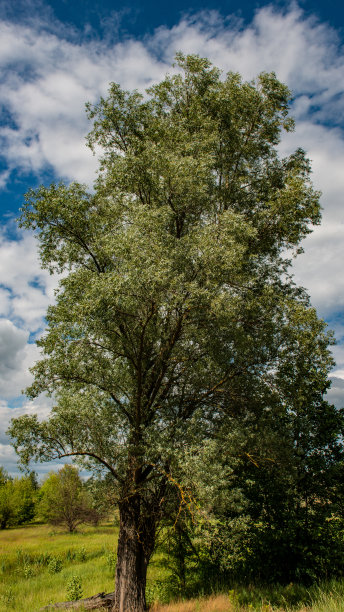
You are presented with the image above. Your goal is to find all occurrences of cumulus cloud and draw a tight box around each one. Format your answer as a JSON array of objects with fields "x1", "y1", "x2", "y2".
[
  {"x1": 0, "y1": 395, "x2": 53, "y2": 476},
  {"x1": 326, "y1": 376, "x2": 344, "y2": 409},
  {"x1": 0, "y1": 227, "x2": 57, "y2": 330},
  {"x1": 0, "y1": 395, "x2": 51, "y2": 444},
  {"x1": 1, "y1": 6, "x2": 342, "y2": 187},
  {"x1": 0, "y1": 20, "x2": 167, "y2": 185},
  {"x1": 0, "y1": 319, "x2": 39, "y2": 397}
]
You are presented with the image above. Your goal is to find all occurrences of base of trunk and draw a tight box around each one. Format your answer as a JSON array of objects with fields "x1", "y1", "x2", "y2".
[{"x1": 113, "y1": 497, "x2": 152, "y2": 612}]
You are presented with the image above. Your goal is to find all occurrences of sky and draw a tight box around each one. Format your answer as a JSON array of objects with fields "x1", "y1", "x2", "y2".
[{"x1": 1, "y1": 0, "x2": 344, "y2": 477}]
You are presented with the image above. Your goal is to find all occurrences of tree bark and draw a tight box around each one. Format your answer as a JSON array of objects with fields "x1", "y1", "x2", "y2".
[{"x1": 112, "y1": 495, "x2": 155, "y2": 612}]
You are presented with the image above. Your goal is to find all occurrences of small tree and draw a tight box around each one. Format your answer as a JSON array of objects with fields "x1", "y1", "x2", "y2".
[{"x1": 38, "y1": 465, "x2": 93, "y2": 532}]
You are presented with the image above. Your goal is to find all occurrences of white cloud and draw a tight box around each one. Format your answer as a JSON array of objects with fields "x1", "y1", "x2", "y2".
[
  {"x1": 0, "y1": 395, "x2": 52, "y2": 476},
  {"x1": 278, "y1": 122, "x2": 344, "y2": 316},
  {"x1": 326, "y1": 376, "x2": 344, "y2": 409},
  {"x1": 0, "y1": 227, "x2": 57, "y2": 330},
  {"x1": 0, "y1": 21, "x2": 167, "y2": 184},
  {"x1": 0, "y1": 5, "x2": 343, "y2": 192},
  {"x1": 0, "y1": 395, "x2": 51, "y2": 444},
  {"x1": 0, "y1": 320, "x2": 38, "y2": 398}
]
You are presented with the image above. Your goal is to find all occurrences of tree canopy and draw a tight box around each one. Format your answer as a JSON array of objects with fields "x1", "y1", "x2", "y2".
[{"x1": 8, "y1": 54, "x2": 340, "y2": 612}]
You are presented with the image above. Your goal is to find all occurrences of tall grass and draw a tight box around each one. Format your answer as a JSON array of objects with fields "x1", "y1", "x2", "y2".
[
  {"x1": 0, "y1": 523, "x2": 343, "y2": 611},
  {"x1": 151, "y1": 583, "x2": 344, "y2": 612},
  {"x1": 0, "y1": 522, "x2": 119, "y2": 610}
]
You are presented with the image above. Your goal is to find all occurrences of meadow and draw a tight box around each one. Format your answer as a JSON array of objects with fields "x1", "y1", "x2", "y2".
[{"x1": 0, "y1": 522, "x2": 344, "y2": 612}]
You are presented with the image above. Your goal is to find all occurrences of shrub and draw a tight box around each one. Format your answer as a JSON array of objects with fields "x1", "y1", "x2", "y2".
[{"x1": 66, "y1": 575, "x2": 83, "y2": 601}]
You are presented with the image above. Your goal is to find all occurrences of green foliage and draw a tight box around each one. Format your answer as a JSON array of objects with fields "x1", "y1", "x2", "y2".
[
  {"x1": 0, "y1": 466, "x2": 9, "y2": 486},
  {"x1": 0, "y1": 480, "x2": 15, "y2": 529},
  {"x1": 106, "y1": 551, "x2": 117, "y2": 575},
  {"x1": 162, "y1": 366, "x2": 344, "y2": 585},
  {"x1": 146, "y1": 580, "x2": 171, "y2": 607},
  {"x1": 66, "y1": 575, "x2": 83, "y2": 601},
  {"x1": 83, "y1": 475, "x2": 113, "y2": 525},
  {"x1": 47, "y1": 557, "x2": 63, "y2": 574},
  {"x1": 38, "y1": 465, "x2": 96, "y2": 532},
  {"x1": 9, "y1": 55, "x2": 322, "y2": 488},
  {"x1": 77, "y1": 546, "x2": 87, "y2": 562},
  {"x1": 0, "y1": 470, "x2": 36, "y2": 529}
]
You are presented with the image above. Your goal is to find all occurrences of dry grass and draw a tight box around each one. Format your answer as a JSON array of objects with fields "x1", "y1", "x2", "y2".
[
  {"x1": 151, "y1": 591, "x2": 344, "y2": 612},
  {"x1": 151, "y1": 594, "x2": 236, "y2": 612}
]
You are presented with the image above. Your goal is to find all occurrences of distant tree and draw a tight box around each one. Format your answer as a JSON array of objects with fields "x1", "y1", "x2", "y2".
[
  {"x1": 0, "y1": 469, "x2": 36, "y2": 529},
  {"x1": 0, "y1": 466, "x2": 10, "y2": 486},
  {"x1": 38, "y1": 464, "x2": 95, "y2": 532},
  {"x1": 0, "y1": 479, "x2": 14, "y2": 529},
  {"x1": 12, "y1": 476, "x2": 36, "y2": 525}
]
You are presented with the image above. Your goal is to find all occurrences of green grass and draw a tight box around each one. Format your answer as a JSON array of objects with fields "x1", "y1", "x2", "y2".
[
  {"x1": 0, "y1": 521, "x2": 170, "y2": 611},
  {"x1": 0, "y1": 521, "x2": 118, "y2": 611},
  {"x1": 1, "y1": 523, "x2": 343, "y2": 612}
]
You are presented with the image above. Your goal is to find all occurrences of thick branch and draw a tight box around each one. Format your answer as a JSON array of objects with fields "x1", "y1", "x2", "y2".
[{"x1": 54, "y1": 451, "x2": 122, "y2": 483}]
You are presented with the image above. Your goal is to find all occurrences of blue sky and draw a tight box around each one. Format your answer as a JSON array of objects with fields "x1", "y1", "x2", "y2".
[{"x1": 1, "y1": 0, "x2": 344, "y2": 476}]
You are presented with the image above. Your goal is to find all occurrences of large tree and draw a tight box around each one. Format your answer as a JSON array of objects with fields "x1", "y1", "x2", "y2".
[{"x1": 9, "y1": 54, "x2": 326, "y2": 611}]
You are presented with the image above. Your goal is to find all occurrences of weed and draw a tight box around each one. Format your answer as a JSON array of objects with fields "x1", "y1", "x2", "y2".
[
  {"x1": 48, "y1": 556, "x2": 63, "y2": 574},
  {"x1": 106, "y1": 551, "x2": 117, "y2": 574},
  {"x1": 66, "y1": 548, "x2": 76, "y2": 562},
  {"x1": 37, "y1": 552, "x2": 52, "y2": 566},
  {"x1": 146, "y1": 580, "x2": 173, "y2": 606},
  {"x1": 67, "y1": 575, "x2": 83, "y2": 601},
  {"x1": 77, "y1": 546, "x2": 87, "y2": 562}
]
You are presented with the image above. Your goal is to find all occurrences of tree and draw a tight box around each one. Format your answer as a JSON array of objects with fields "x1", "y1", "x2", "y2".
[
  {"x1": 165, "y1": 307, "x2": 344, "y2": 588},
  {"x1": 38, "y1": 464, "x2": 97, "y2": 532},
  {"x1": 0, "y1": 470, "x2": 36, "y2": 529},
  {"x1": 0, "y1": 470, "x2": 14, "y2": 529},
  {"x1": 8, "y1": 54, "x2": 326, "y2": 611}
]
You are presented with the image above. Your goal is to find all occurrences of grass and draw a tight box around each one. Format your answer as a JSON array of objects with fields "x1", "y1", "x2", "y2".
[
  {"x1": 0, "y1": 520, "x2": 170, "y2": 611},
  {"x1": 0, "y1": 523, "x2": 343, "y2": 611},
  {"x1": 0, "y1": 521, "x2": 118, "y2": 611},
  {"x1": 151, "y1": 584, "x2": 344, "y2": 612}
]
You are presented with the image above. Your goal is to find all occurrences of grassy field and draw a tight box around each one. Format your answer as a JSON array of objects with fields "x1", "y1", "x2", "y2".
[
  {"x1": 0, "y1": 522, "x2": 343, "y2": 611},
  {"x1": 152, "y1": 585, "x2": 344, "y2": 611},
  {"x1": 0, "y1": 521, "x2": 118, "y2": 610}
]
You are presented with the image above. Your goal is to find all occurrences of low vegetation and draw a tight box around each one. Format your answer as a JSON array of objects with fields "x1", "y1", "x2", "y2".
[
  {"x1": 0, "y1": 522, "x2": 117, "y2": 610},
  {"x1": 1, "y1": 521, "x2": 344, "y2": 611}
]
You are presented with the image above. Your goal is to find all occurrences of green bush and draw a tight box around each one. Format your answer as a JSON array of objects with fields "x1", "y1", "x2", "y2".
[
  {"x1": 66, "y1": 575, "x2": 83, "y2": 601},
  {"x1": 48, "y1": 557, "x2": 62, "y2": 574}
]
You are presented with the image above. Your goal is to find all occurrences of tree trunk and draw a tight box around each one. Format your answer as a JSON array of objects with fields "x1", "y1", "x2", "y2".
[{"x1": 112, "y1": 495, "x2": 155, "y2": 612}]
